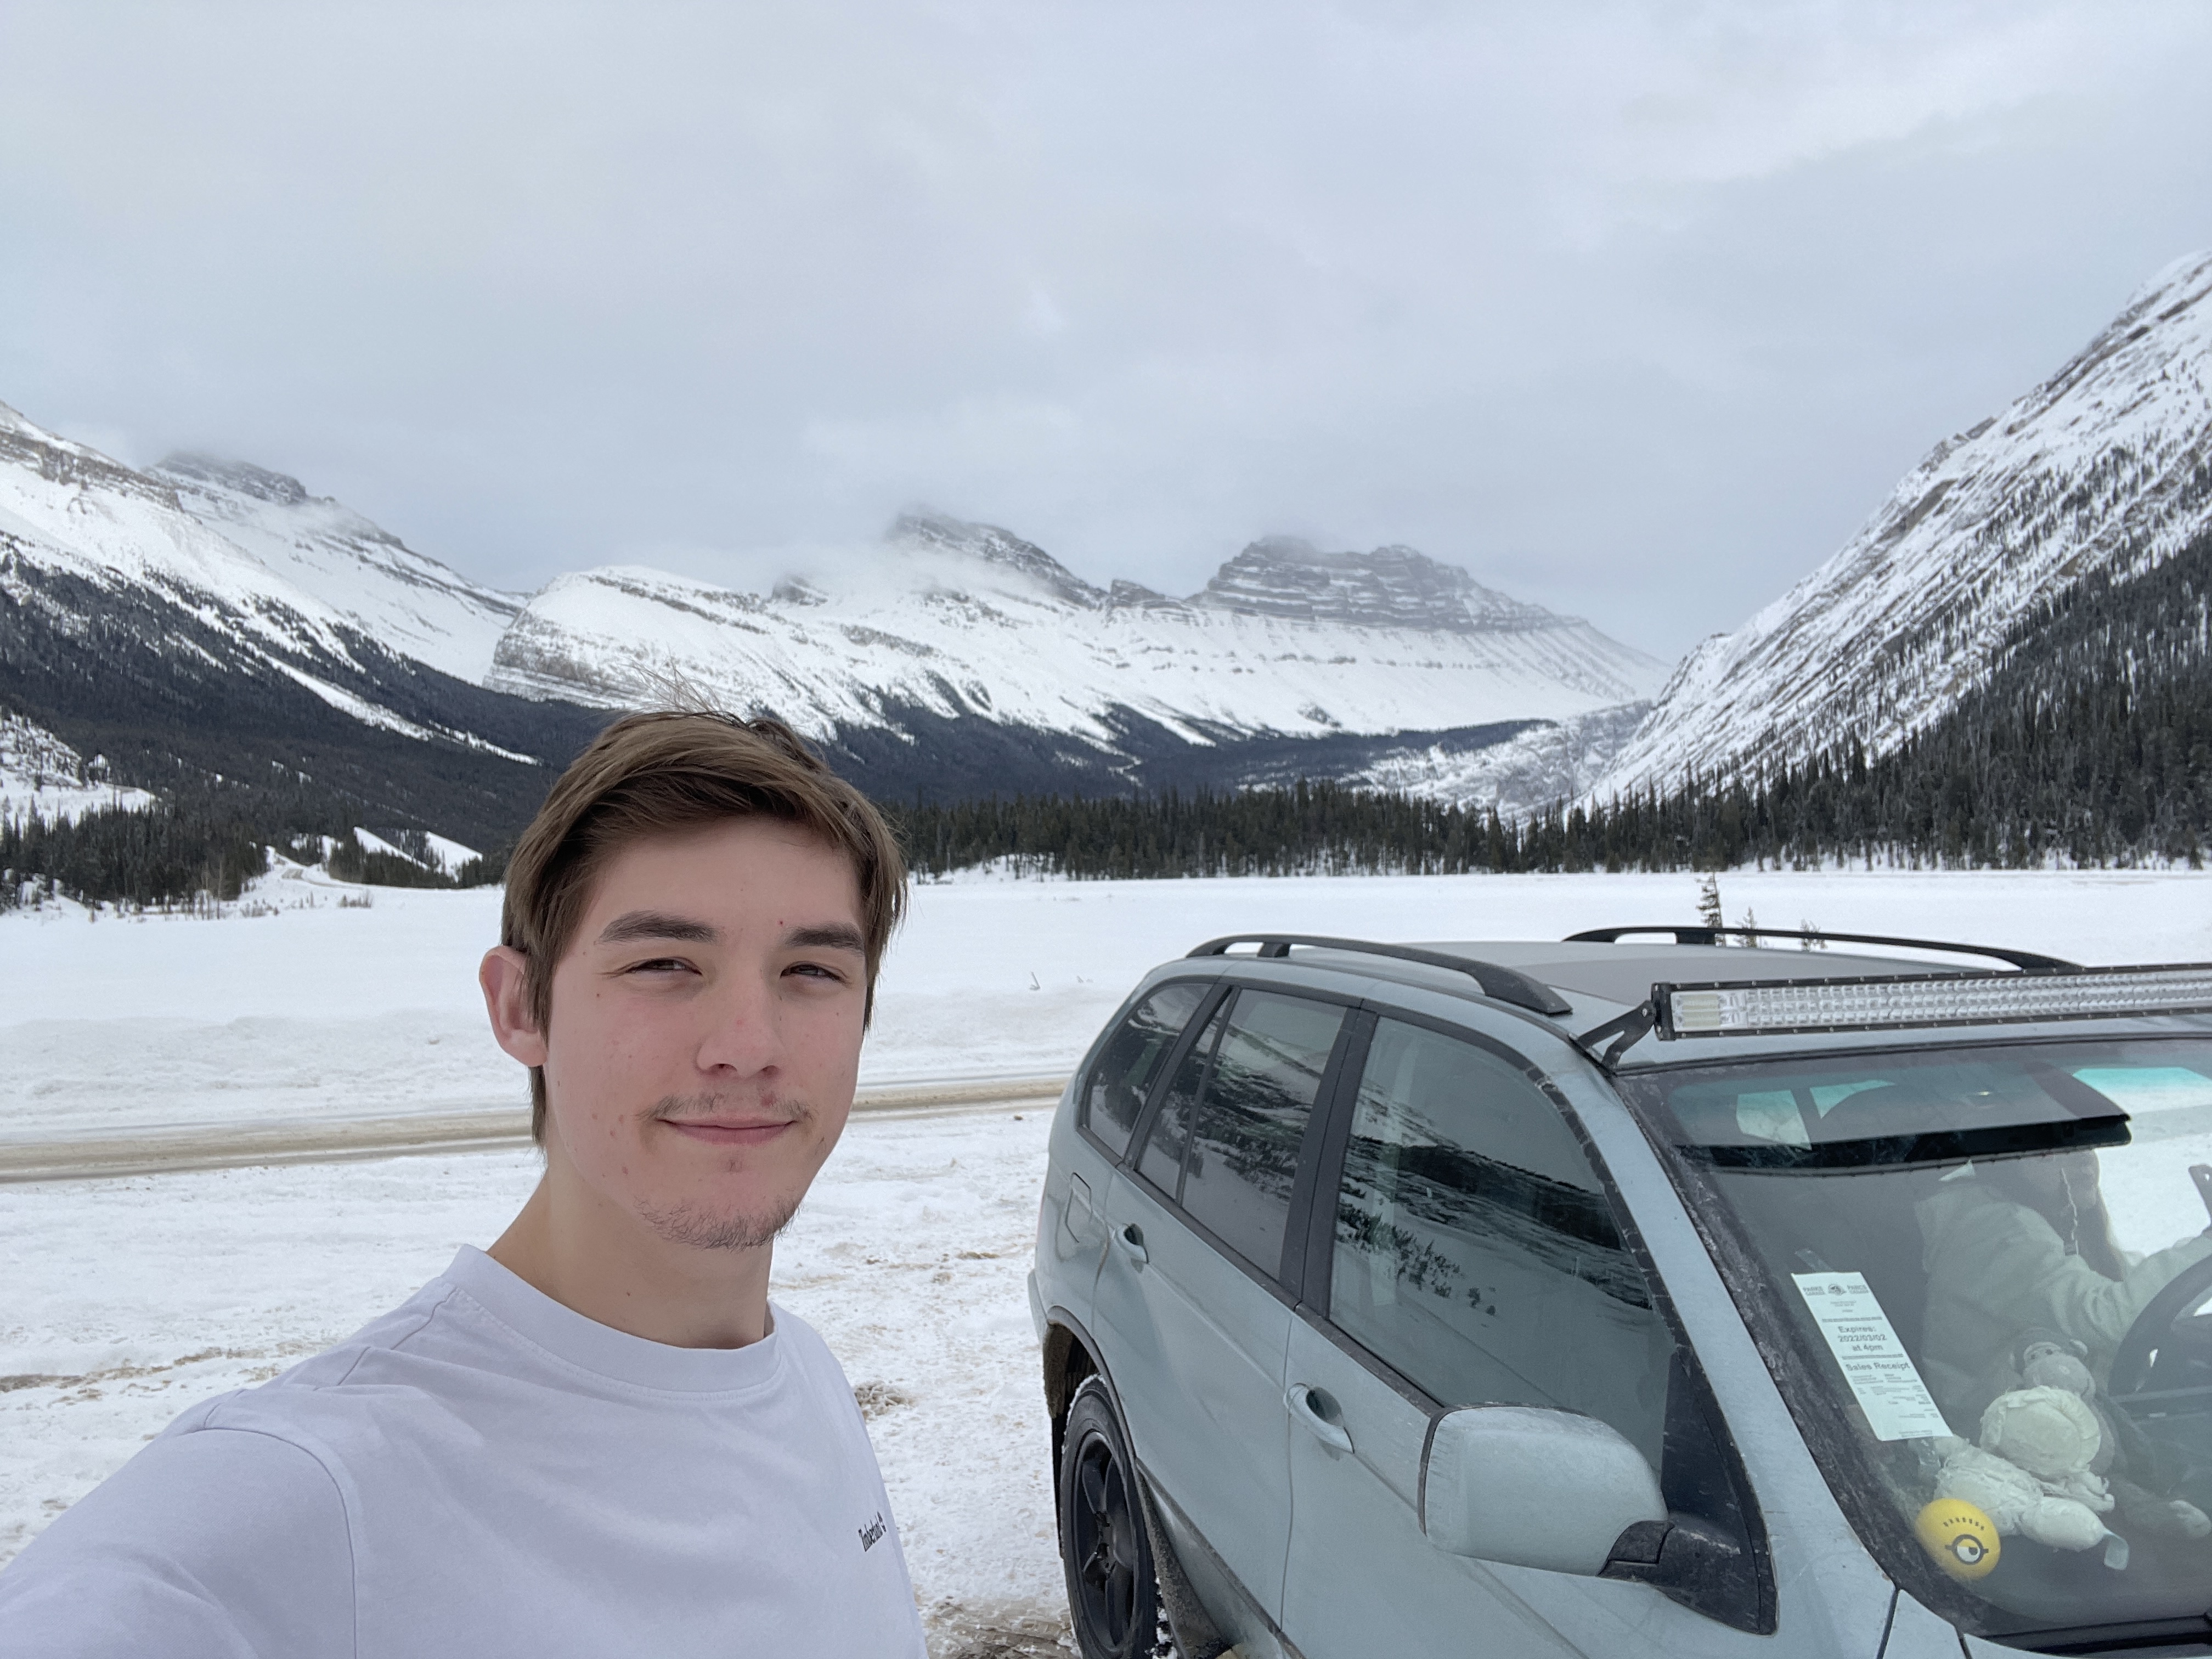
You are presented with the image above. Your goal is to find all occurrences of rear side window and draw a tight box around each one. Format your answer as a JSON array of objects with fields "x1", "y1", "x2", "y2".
[
  {"x1": 1138, "y1": 989, "x2": 1346, "y2": 1275},
  {"x1": 1138, "y1": 997, "x2": 1227, "y2": 1192},
  {"x1": 1184, "y1": 992, "x2": 1345, "y2": 1271},
  {"x1": 1082, "y1": 982, "x2": 1208, "y2": 1156},
  {"x1": 1329, "y1": 1018, "x2": 1671, "y2": 1465}
]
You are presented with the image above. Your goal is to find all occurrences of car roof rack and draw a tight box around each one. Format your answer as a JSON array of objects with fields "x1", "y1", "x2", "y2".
[
  {"x1": 1187, "y1": 934, "x2": 1573, "y2": 1018},
  {"x1": 1562, "y1": 926, "x2": 2079, "y2": 974}
]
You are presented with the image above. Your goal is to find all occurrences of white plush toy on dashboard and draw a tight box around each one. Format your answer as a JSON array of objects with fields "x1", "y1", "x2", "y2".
[{"x1": 1932, "y1": 1385, "x2": 2114, "y2": 1553}]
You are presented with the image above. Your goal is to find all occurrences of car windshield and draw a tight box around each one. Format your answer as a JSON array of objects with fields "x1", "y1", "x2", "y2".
[{"x1": 1620, "y1": 1036, "x2": 2212, "y2": 1644}]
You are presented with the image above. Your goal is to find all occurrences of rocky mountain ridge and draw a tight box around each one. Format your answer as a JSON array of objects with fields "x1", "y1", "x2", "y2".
[
  {"x1": 0, "y1": 403, "x2": 1663, "y2": 829},
  {"x1": 152, "y1": 454, "x2": 522, "y2": 684},
  {"x1": 1594, "y1": 249, "x2": 2212, "y2": 800},
  {"x1": 0, "y1": 400, "x2": 606, "y2": 846},
  {"x1": 484, "y1": 510, "x2": 1667, "y2": 764},
  {"x1": 1194, "y1": 535, "x2": 1557, "y2": 633}
]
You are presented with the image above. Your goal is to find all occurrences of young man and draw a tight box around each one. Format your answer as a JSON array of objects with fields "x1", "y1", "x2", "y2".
[{"x1": 0, "y1": 712, "x2": 927, "y2": 1656}]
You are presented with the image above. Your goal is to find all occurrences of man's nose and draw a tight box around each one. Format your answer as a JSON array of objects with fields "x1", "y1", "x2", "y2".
[{"x1": 695, "y1": 974, "x2": 786, "y2": 1076}]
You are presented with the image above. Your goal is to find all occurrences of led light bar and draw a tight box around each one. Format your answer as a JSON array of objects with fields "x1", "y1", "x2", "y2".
[{"x1": 1654, "y1": 963, "x2": 2212, "y2": 1041}]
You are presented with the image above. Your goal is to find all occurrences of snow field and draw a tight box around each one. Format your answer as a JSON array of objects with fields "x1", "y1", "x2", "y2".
[
  {"x1": 0, "y1": 1109, "x2": 1068, "y2": 1657},
  {"x1": 5, "y1": 864, "x2": 2212, "y2": 1652},
  {"x1": 7, "y1": 865, "x2": 2212, "y2": 1142}
]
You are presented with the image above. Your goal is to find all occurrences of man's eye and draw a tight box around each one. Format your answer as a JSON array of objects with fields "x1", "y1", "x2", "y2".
[
  {"x1": 627, "y1": 957, "x2": 693, "y2": 975},
  {"x1": 788, "y1": 961, "x2": 847, "y2": 982}
]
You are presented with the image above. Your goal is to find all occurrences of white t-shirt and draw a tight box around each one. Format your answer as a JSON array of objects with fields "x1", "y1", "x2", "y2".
[{"x1": 0, "y1": 1246, "x2": 927, "y2": 1657}]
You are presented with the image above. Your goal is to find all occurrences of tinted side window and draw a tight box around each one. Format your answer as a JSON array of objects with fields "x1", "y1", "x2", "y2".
[
  {"x1": 1082, "y1": 983, "x2": 1209, "y2": 1156},
  {"x1": 1136, "y1": 989, "x2": 1344, "y2": 1275},
  {"x1": 1181, "y1": 992, "x2": 1345, "y2": 1272},
  {"x1": 1138, "y1": 996, "x2": 1227, "y2": 1194},
  {"x1": 1329, "y1": 1019, "x2": 1672, "y2": 1466}
]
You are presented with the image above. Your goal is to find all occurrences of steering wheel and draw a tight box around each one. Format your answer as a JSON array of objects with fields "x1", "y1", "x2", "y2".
[{"x1": 2109, "y1": 1251, "x2": 2212, "y2": 1397}]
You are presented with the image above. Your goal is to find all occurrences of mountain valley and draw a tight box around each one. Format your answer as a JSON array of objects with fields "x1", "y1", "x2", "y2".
[
  {"x1": 7, "y1": 246, "x2": 2212, "y2": 895},
  {"x1": 0, "y1": 402, "x2": 1663, "y2": 854}
]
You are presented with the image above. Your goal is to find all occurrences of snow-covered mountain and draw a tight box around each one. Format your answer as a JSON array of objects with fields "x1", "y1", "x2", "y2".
[
  {"x1": 1, "y1": 388, "x2": 1662, "y2": 824},
  {"x1": 1595, "y1": 250, "x2": 2212, "y2": 800},
  {"x1": 0, "y1": 402, "x2": 524, "y2": 737},
  {"x1": 152, "y1": 454, "x2": 520, "y2": 684},
  {"x1": 0, "y1": 402, "x2": 608, "y2": 847},
  {"x1": 489, "y1": 514, "x2": 1666, "y2": 766},
  {"x1": 1348, "y1": 704, "x2": 1652, "y2": 816}
]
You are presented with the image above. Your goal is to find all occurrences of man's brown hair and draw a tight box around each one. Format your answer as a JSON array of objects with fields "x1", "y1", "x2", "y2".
[{"x1": 501, "y1": 710, "x2": 907, "y2": 1142}]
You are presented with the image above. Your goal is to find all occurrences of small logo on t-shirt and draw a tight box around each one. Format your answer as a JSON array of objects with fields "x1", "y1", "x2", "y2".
[{"x1": 858, "y1": 1513, "x2": 887, "y2": 1553}]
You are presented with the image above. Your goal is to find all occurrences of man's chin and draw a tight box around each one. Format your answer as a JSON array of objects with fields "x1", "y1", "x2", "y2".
[{"x1": 634, "y1": 1190, "x2": 804, "y2": 1252}]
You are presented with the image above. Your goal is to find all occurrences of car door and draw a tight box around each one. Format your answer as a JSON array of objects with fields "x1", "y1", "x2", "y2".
[
  {"x1": 1280, "y1": 1009, "x2": 1768, "y2": 1658},
  {"x1": 1048, "y1": 980, "x2": 1216, "y2": 1319},
  {"x1": 1092, "y1": 983, "x2": 1351, "y2": 1628}
]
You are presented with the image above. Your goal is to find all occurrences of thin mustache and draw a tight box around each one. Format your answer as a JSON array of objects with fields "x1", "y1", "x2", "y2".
[{"x1": 649, "y1": 1094, "x2": 809, "y2": 1126}]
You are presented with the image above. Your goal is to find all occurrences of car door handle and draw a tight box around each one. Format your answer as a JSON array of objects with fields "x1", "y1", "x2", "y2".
[
  {"x1": 1113, "y1": 1224, "x2": 1148, "y2": 1266},
  {"x1": 1286, "y1": 1383, "x2": 1353, "y2": 1453}
]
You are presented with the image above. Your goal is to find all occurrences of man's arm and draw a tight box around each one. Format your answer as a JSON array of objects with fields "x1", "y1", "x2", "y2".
[
  {"x1": 1945, "y1": 1196, "x2": 2212, "y2": 1357},
  {"x1": 0, "y1": 1426, "x2": 353, "y2": 1659}
]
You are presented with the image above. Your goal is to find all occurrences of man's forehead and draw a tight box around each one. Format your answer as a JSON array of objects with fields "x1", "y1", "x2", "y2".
[{"x1": 578, "y1": 820, "x2": 864, "y2": 927}]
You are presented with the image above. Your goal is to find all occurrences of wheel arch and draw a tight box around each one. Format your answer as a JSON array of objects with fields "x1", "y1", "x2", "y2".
[
  {"x1": 1043, "y1": 1305, "x2": 1114, "y2": 1486},
  {"x1": 1046, "y1": 1310, "x2": 1240, "y2": 1659}
]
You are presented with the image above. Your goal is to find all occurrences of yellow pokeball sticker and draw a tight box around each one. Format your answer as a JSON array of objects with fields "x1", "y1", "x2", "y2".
[{"x1": 1916, "y1": 1499, "x2": 2000, "y2": 1579}]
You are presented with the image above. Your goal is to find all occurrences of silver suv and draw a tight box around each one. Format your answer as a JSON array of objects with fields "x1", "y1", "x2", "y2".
[{"x1": 1026, "y1": 930, "x2": 2212, "y2": 1658}]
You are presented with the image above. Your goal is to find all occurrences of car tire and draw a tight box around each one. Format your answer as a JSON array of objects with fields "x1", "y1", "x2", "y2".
[{"x1": 1059, "y1": 1376, "x2": 1165, "y2": 1659}]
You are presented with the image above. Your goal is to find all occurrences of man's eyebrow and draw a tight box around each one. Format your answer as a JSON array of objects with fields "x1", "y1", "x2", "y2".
[
  {"x1": 596, "y1": 911, "x2": 718, "y2": 946},
  {"x1": 786, "y1": 923, "x2": 866, "y2": 953}
]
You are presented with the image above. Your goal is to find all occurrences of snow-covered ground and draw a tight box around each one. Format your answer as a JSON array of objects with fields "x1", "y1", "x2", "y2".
[
  {"x1": 0, "y1": 1108, "x2": 1066, "y2": 1656},
  {"x1": 5, "y1": 864, "x2": 2211, "y2": 1141},
  {"x1": 5, "y1": 865, "x2": 2212, "y2": 1652}
]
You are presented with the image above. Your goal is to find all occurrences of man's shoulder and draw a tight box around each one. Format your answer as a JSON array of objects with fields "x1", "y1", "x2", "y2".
[
  {"x1": 764, "y1": 1304, "x2": 848, "y2": 1384},
  {"x1": 153, "y1": 1268, "x2": 478, "y2": 1465},
  {"x1": 1919, "y1": 1177, "x2": 2023, "y2": 1238},
  {"x1": 214, "y1": 1272, "x2": 460, "y2": 1403},
  {"x1": 0, "y1": 1418, "x2": 355, "y2": 1657},
  {"x1": 761, "y1": 1305, "x2": 879, "y2": 1435}
]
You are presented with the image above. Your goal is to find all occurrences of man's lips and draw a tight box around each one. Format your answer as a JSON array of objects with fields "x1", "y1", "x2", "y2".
[{"x1": 656, "y1": 1116, "x2": 799, "y2": 1148}]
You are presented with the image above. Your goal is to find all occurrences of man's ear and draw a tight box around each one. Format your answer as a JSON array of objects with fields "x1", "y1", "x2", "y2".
[{"x1": 480, "y1": 946, "x2": 549, "y2": 1068}]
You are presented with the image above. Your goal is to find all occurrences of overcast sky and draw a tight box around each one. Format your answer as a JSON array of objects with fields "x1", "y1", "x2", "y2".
[{"x1": 3, "y1": 2, "x2": 2209, "y2": 661}]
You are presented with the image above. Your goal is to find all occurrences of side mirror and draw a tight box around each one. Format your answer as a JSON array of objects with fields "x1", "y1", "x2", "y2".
[{"x1": 1423, "y1": 1406, "x2": 1666, "y2": 1575}]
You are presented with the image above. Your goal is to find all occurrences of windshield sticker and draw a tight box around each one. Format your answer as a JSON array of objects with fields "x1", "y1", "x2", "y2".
[
  {"x1": 1791, "y1": 1272, "x2": 1953, "y2": 1441},
  {"x1": 1736, "y1": 1091, "x2": 1808, "y2": 1147}
]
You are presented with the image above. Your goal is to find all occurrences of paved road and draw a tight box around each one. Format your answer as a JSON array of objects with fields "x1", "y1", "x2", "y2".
[{"x1": 0, "y1": 1075, "x2": 1071, "y2": 1184}]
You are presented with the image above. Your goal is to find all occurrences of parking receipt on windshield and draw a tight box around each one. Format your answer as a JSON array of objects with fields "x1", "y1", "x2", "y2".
[{"x1": 1791, "y1": 1272, "x2": 1953, "y2": 1441}]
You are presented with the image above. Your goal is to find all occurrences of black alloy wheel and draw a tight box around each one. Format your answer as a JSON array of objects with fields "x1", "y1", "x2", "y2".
[{"x1": 1059, "y1": 1378, "x2": 1163, "y2": 1659}]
